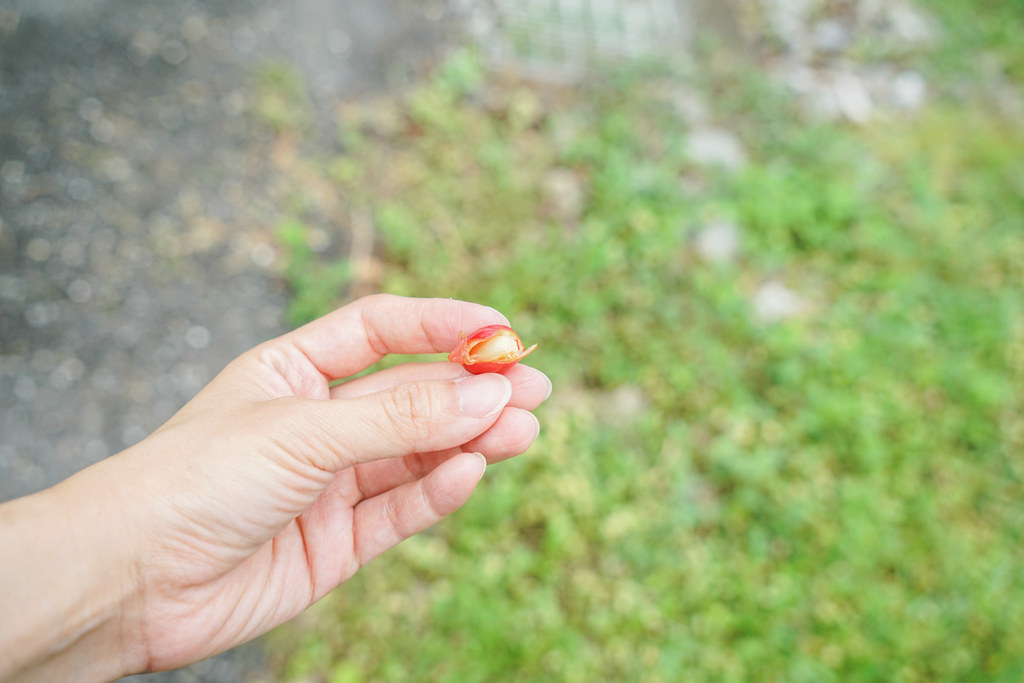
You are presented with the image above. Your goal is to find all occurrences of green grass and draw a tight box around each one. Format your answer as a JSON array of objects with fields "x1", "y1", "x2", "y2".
[{"x1": 263, "y1": 4, "x2": 1024, "y2": 681}]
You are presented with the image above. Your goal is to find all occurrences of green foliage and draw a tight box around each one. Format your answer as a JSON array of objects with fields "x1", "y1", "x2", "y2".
[
  {"x1": 928, "y1": 0, "x2": 1024, "y2": 84},
  {"x1": 276, "y1": 217, "x2": 350, "y2": 328},
  {"x1": 267, "y1": 13, "x2": 1024, "y2": 683}
]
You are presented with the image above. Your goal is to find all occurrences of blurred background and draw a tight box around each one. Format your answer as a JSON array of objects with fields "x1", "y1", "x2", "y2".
[{"x1": 2, "y1": 0, "x2": 1022, "y2": 681}]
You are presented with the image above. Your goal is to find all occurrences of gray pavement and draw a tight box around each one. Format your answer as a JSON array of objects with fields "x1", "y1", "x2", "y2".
[{"x1": 0, "y1": 0, "x2": 451, "y2": 679}]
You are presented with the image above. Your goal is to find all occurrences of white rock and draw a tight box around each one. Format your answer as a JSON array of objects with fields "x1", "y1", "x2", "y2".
[
  {"x1": 891, "y1": 70, "x2": 927, "y2": 110},
  {"x1": 686, "y1": 127, "x2": 747, "y2": 171},
  {"x1": 695, "y1": 220, "x2": 742, "y2": 265},
  {"x1": 784, "y1": 63, "x2": 818, "y2": 95},
  {"x1": 665, "y1": 85, "x2": 711, "y2": 125},
  {"x1": 829, "y1": 70, "x2": 874, "y2": 124},
  {"x1": 542, "y1": 168, "x2": 585, "y2": 222},
  {"x1": 813, "y1": 19, "x2": 849, "y2": 53},
  {"x1": 886, "y1": 2, "x2": 935, "y2": 45},
  {"x1": 766, "y1": 0, "x2": 818, "y2": 50},
  {"x1": 753, "y1": 280, "x2": 803, "y2": 322}
]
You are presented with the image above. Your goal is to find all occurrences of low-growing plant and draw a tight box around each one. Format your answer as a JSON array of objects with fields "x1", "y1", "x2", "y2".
[{"x1": 264, "y1": 7, "x2": 1024, "y2": 681}]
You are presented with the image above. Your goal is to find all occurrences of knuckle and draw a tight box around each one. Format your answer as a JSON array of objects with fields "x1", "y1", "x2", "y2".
[
  {"x1": 381, "y1": 382, "x2": 441, "y2": 447},
  {"x1": 257, "y1": 398, "x2": 337, "y2": 471}
]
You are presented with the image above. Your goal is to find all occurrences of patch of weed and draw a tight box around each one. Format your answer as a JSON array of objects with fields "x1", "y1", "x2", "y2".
[{"x1": 265, "y1": 12, "x2": 1024, "y2": 682}]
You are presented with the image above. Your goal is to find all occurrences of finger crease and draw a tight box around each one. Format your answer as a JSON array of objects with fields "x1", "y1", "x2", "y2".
[
  {"x1": 384, "y1": 496, "x2": 405, "y2": 545},
  {"x1": 294, "y1": 515, "x2": 318, "y2": 604},
  {"x1": 419, "y1": 479, "x2": 443, "y2": 521},
  {"x1": 360, "y1": 306, "x2": 389, "y2": 357}
]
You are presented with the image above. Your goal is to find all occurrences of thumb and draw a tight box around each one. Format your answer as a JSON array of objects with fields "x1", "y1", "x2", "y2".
[{"x1": 269, "y1": 373, "x2": 513, "y2": 471}]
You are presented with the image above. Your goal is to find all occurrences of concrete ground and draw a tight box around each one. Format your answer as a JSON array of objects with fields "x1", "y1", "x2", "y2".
[{"x1": 0, "y1": 0, "x2": 452, "y2": 679}]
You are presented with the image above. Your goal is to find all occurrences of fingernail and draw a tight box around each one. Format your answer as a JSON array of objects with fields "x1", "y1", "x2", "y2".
[
  {"x1": 455, "y1": 374, "x2": 512, "y2": 418},
  {"x1": 527, "y1": 411, "x2": 541, "y2": 440},
  {"x1": 473, "y1": 452, "x2": 488, "y2": 471},
  {"x1": 542, "y1": 375, "x2": 553, "y2": 402},
  {"x1": 483, "y1": 306, "x2": 511, "y2": 327}
]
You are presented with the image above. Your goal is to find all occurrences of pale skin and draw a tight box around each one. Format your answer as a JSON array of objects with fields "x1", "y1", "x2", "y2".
[{"x1": 0, "y1": 295, "x2": 551, "y2": 682}]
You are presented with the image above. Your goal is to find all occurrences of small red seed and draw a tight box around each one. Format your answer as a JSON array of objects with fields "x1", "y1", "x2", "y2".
[{"x1": 449, "y1": 324, "x2": 537, "y2": 374}]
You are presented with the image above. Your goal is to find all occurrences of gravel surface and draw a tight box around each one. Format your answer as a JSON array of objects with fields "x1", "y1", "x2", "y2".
[{"x1": 0, "y1": 0, "x2": 451, "y2": 680}]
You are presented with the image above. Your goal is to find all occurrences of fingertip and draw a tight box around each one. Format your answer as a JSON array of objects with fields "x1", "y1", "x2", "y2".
[
  {"x1": 428, "y1": 450, "x2": 487, "y2": 514},
  {"x1": 472, "y1": 451, "x2": 488, "y2": 477},
  {"x1": 455, "y1": 373, "x2": 512, "y2": 418},
  {"x1": 461, "y1": 408, "x2": 540, "y2": 464},
  {"x1": 527, "y1": 411, "x2": 541, "y2": 440},
  {"x1": 481, "y1": 305, "x2": 512, "y2": 327},
  {"x1": 499, "y1": 364, "x2": 552, "y2": 410},
  {"x1": 446, "y1": 450, "x2": 487, "y2": 482}
]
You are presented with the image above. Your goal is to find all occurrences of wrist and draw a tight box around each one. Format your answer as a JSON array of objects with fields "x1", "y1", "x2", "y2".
[{"x1": 0, "y1": 456, "x2": 145, "y2": 682}]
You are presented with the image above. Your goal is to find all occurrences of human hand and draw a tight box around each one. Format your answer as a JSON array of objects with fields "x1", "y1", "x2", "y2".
[{"x1": 0, "y1": 295, "x2": 549, "y2": 680}]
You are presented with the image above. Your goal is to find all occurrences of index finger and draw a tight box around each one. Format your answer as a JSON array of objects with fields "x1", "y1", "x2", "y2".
[{"x1": 277, "y1": 294, "x2": 511, "y2": 381}]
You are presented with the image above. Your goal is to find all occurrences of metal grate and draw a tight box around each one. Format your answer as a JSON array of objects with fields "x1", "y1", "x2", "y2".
[{"x1": 456, "y1": 0, "x2": 693, "y2": 80}]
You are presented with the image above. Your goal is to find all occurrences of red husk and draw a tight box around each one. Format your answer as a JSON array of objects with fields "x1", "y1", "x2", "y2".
[{"x1": 448, "y1": 324, "x2": 537, "y2": 374}]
